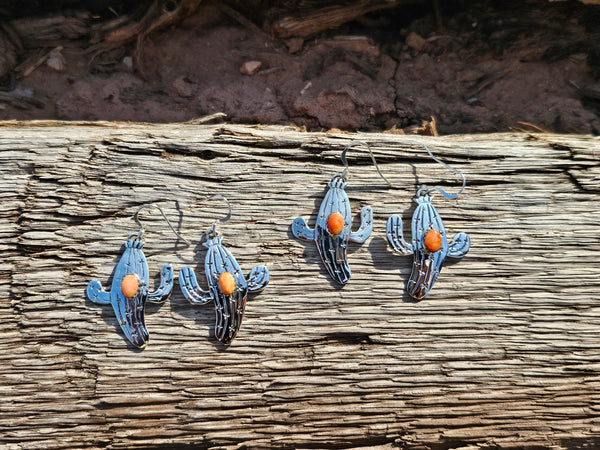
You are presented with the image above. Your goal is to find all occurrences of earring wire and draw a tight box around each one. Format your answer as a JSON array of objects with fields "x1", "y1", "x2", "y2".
[
  {"x1": 132, "y1": 203, "x2": 191, "y2": 245},
  {"x1": 418, "y1": 144, "x2": 466, "y2": 200},
  {"x1": 206, "y1": 194, "x2": 232, "y2": 238},
  {"x1": 337, "y1": 140, "x2": 392, "y2": 186}
]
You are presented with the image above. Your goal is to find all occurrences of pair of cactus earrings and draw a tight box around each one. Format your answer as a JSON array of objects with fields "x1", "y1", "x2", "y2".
[
  {"x1": 292, "y1": 141, "x2": 470, "y2": 299},
  {"x1": 86, "y1": 196, "x2": 269, "y2": 348}
]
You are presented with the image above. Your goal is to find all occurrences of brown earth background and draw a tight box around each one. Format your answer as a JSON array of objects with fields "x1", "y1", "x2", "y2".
[{"x1": 1, "y1": 0, "x2": 600, "y2": 134}]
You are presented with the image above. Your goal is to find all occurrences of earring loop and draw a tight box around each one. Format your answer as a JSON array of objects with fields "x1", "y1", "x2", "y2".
[
  {"x1": 132, "y1": 202, "x2": 190, "y2": 244},
  {"x1": 418, "y1": 144, "x2": 466, "y2": 200},
  {"x1": 337, "y1": 140, "x2": 392, "y2": 187},
  {"x1": 206, "y1": 194, "x2": 232, "y2": 239}
]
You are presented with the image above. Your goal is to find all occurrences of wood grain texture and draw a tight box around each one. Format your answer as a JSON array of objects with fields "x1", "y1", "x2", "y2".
[{"x1": 1, "y1": 121, "x2": 599, "y2": 449}]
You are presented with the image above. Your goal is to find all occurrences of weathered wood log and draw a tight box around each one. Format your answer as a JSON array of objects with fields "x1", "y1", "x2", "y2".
[
  {"x1": 1, "y1": 121, "x2": 599, "y2": 449},
  {"x1": 9, "y1": 13, "x2": 89, "y2": 48}
]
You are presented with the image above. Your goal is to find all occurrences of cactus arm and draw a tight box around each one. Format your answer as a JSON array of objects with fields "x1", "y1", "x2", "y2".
[
  {"x1": 386, "y1": 214, "x2": 413, "y2": 255},
  {"x1": 147, "y1": 264, "x2": 174, "y2": 304},
  {"x1": 292, "y1": 217, "x2": 315, "y2": 241},
  {"x1": 179, "y1": 266, "x2": 214, "y2": 305},
  {"x1": 447, "y1": 232, "x2": 470, "y2": 258},
  {"x1": 87, "y1": 280, "x2": 111, "y2": 305},
  {"x1": 349, "y1": 206, "x2": 373, "y2": 244},
  {"x1": 246, "y1": 265, "x2": 269, "y2": 293}
]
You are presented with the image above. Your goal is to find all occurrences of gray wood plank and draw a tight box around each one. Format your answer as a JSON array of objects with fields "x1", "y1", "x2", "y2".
[{"x1": 0, "y1": 121, "x2": 599, "y2": 449}]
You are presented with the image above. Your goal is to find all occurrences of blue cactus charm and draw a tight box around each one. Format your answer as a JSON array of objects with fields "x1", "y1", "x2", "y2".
[
  {"x1": 386, "y1": 189, "x2": 470, "y2": 299},
  {"x1": 179, "y1": 236, "x2": 269, "y2": 345},
  {"x1": 292, "y1": 174, "x2": 373, "y2": 286},
  {"x1": 87, "y1": 236, "x2": 173, "y2": 348}
]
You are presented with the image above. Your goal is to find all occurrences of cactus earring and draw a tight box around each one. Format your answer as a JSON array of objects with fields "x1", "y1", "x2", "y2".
[
  {"x1": 386, "y1": 145, "x2": 470, "y2": 299},
  {"x1": 86, "y1": 203, "x2": 188, "y2": 348},
  {"x1": 292, "y1": 141, "x2": 391, "y2": 286},
  {"x1": 178, "y1": 195, "x2": 269, "y2": 345}
]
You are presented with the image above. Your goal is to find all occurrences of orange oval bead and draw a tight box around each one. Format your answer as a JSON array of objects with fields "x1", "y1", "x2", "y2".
[
  {"x1": 424, "y1": 229, "x2": 442, "y2": 253},
  {"x1": 121, "y1": 274, "x2": 140, "y2": 298},
  {"x1": 218, "y1": 272, "x2": 236, "y2": 295},
  {"x1": 326, "y1": 212, "x2": 345, "y2": 235}
]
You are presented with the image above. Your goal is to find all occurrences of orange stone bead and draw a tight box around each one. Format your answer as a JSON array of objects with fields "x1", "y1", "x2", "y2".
[
  {"x1": 218, "y1": 272, "x2": 236, "y2": 295},
  {"x1": 326, "y1": 212, "x2": 345, "y2": 235},
  {"x1": 424, "y1": 229, "x2": 442, "y2": 253},
  {"x1": 121, "y1": 274, "x2": 140, "y2": 298}
]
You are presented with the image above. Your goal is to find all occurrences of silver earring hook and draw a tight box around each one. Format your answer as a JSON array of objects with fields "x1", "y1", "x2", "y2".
[
  {"x1": 132, "y1": 203, "x2": 191, "y2": 245},
  {"x1": 337, "y1": 140, "x2": 392, "y2": 186},
  {"x1": 417, "y1": 144, "x2": 466, "y2": 200},
  {"x1": 206, "y1": 194, "x2": 232, "y2": 238}
]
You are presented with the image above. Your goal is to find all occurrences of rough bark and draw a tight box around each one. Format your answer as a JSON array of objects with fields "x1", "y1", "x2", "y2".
[{"x1": 1, "y1": 121, "x2": 599, "y2": 449}]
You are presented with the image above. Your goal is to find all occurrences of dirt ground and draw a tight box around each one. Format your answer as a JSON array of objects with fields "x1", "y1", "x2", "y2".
[{"x1": 2, "y1": 0, "x2": 600, "y2": 134}]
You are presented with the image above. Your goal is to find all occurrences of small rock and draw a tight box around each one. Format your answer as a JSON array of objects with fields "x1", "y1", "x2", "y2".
[
  {"x1": 300, "y1": 81, "x2": 312, "y2": 95},
  {"x1": 406, "y1": 32, "x2": 426, "y2": 52},
  {"x1": 46, "y1": 48, "x2": 65, "y2": 71},
  {"x1": 240, "y1": 60, "x2": 262, "y2": 75},
  {"x1": 285, "y1": 38, "x2": 304, "y2": 54},
  {"x1": 122, "y1": 56, "x2": 133, "y2": 71},
  {"x1": 172, "y1": 76, "x2": 194, "y2": 98}
]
